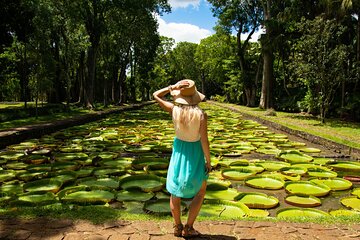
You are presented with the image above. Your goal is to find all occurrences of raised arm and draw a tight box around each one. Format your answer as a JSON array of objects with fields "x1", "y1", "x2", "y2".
[
  {"x1": 152, "y1": 86, "x2": 174, "y2": 113},
  {"x1": 153, "y1": 81, "x2": 190, "y2": 113},
  {"x1": 200, "y1": 112, "x2": 211, "y2": 173}
]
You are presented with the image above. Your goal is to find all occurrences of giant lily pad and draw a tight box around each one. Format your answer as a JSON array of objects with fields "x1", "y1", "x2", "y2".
[
  {"x1": 131, "y1": 158, "x2": 169, "y2": 170},
  {"x1": 352, "y1": 188, "x2": 360, "y2": 198},
  {"x1": 284, "y1": 194, "x2": 321, "y2": 207},
  {"x1": 51, "y1": 172, "x2": 77, "y2": 184},
  {"x1": 23, "y1": 179, "x2": 63, "y2": 193},
  {"x1": 307, "y1": 168, "x2": 337, "y2": 178},
  {"x1": 285, "y1": 181, "x2": 331, "y2": 197},
  {"x1": 340, "y1": 196, "x2": 360, "y2": 211},
  {"x1": 116, "y1": 190, "x2": 155, "y2": 202},
  {"x1": 199, "y1": 199, "x2": 249, "y2": 218},
  {"x1": 206, "y1": 178, "x2": 231, "y2": 191},
  {"x1": 221, "y1": 168, "x2": 256, "y2": 181},
  {"x1": 235, "y1": 192, "x2": 279, "y2": 209},
  {"x1": 125, "y1": 146, "x2": 152, "y2": 153},
  {"x1": 119, "y1": 174, "x2": 165, "y2": 192},
  {"x1": 14, "y1": 192, "x2": 57, "y2": 206},
  {"x1": 51, "y1": 162, "x2": 78, "y2": 171},
  {"x1": 280, "y1": 167, "x2": 307, "y2": 176},
  {"x1": 78, "y1": 178, "x2": 119, "y2": 190},
  {"x1": 143, "y1": 198, "x2": 186, "y2": 215},
  {"x1": 327, "y1": 161, "x2": 360, "y2": 172},
  {"x1": 277, "y1": 208, "x2": 329, "y2": 218},
  {"x1": 298, "y1": 147, "x2": 321, "y2": 153},
  {"x1": 0, "y1": 170, "x2": 16, "y2": 182},
  {"x1": 245, "y1": 176, "x2": 285, "y2": 190},
  {"x1": 277, "y1": 150, "x2": 313, "y2": 163},
  {"x1": 4, "y1": 162, "x2": 29, "y2": 170},
  {"x1": 24, "y1": 155, "x2": 48, "y2": 164},
  {"x1": 0, "y1": 151, "x2": 25, "y2": 161},
  {"x1": 329, "y1": 209, "x2": 360, "y2": 216},
  {"x1": 205, "y1": 188, "x2": 240, "y2": 200},
  {"x1": 61, "y1": 190, "x2": 115, "y2": 204},
  {"x1": 254, "y1": 161, "x2": 290, "y2": 171},
  {"x1": 54, "y1": 152, "x2": 88, "y2": 161},
  {"x1": 0, "y1": 182, "x2": 24, "y2": 195},
  {"x1": 309, "y1": 178, "x2": 352, "y2": 191},
  {"x1": 93, "y1": 168, "x2": 125, "y2": 176}
]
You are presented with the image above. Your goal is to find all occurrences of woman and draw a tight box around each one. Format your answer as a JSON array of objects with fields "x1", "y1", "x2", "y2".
[{"x1": 153, "y1": 79, "x2": 211, "y2": 237}]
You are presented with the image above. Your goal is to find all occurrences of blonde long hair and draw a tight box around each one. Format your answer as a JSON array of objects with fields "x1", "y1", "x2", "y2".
[{"x1": 172, "y1": 104, "x2": 203, "y2": 129}]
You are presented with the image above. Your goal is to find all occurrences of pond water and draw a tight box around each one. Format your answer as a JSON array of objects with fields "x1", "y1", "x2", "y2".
[{"x1": 0, "y1": 103, "x2": 359, "y2": 219}]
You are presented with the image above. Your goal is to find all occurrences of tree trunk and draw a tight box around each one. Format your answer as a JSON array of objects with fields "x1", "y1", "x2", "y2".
[
  {"x1": 200, "y1": 70, "x2": 206, "y2": 96},
  {"x1": 19, "y1": 42, "x2": 29, "y2": 108},
  {"x1": 245, "y1": 87, "x2": 256, "y2": 107},
  {"x1": 85, "y1": 45, "x2": 97, "y2": 108},
  {"x1": 77, "y1": 51, "x2": 85, "y2": 103},
  {"x1": 259, "y1": 0, "x2": 274, "y2": 109},
  {"x1": 355, "y1": 11, "x2": 360, "y2": 92},
  {"x1": 259, "y1": 39, "x2": 274, "y2": 109},
  {"x1": 118, "y1": 63, "x2": 127, "y2": 104}
]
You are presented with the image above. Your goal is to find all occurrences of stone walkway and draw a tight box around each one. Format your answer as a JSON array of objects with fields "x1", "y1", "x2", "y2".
[{"x1": 0, "y1": 218, "x2": 359, "y2": 240}]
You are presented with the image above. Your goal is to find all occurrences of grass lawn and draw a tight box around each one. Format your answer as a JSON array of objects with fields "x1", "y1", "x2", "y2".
[
  {"x1": 1, "y1": 205, "x2": 359, "y2": 225},
  {"x1": 0, "y1": 104, "x2": 124, "y2": 131},
  {"x1": 215, "y1": 102, "x2": 360, "y2": 150}
]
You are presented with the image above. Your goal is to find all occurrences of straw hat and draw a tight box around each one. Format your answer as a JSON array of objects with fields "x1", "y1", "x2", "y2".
[{"x1": 171, "y1": 79, "x2": 205, "y2": 105}]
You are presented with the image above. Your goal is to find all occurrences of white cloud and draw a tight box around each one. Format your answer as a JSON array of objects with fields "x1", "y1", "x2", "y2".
[
  {"x1": 157, "y1": 16, "x2": 212, "y2": 44},
  {"x1": 241, "y1": 28, "x2": 265, "y2": 42},
  {"x1": 169, "y1": 0, "x2": 201, "y2": 9}
]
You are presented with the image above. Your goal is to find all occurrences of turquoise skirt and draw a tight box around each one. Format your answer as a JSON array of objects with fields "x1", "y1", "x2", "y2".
[{"x1": 166, "y1": 137, "x2": 208, "y2": 198}]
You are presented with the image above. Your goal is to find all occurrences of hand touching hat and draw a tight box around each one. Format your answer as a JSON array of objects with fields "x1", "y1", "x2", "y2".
[{"x1": 171, "y1": 79, "x2": 205, "y2": 105}]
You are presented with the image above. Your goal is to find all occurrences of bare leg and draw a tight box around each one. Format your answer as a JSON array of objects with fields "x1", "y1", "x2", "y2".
[
  {"x1": 170, "y1": 195, "x2": 182, "y2": 225},
  {"x1": 186, "y1": 181, "x2": 207, "y2": 226}
]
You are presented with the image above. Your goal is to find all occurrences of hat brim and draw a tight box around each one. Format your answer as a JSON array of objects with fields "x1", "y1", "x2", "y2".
[{"x1": 172, "y1": 90, "x2": 205, "y2": 105}]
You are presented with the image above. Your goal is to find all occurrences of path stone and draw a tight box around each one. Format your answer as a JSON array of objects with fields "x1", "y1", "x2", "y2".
[
  {"x1": 114, "y1": 224, "x2": 137, "y2": 235},
  {"x1": 63, "y1": 232, "x2": 85, "y2": 240},
  {"x1": 84, "y1": 234, "x2": 108, "y2": 240},
  {"x1": 150, "y1": 233, "x2": 181, "y2": 240},
  {"x1": 129, "y1": 233, "x2": 150, "y2": 240},
  {"x1": 6, "y1": 229, "x2": 32, "y2": 240},
  {"x1": 108, "y1": 234, "x2": 130, "y2": 240}
]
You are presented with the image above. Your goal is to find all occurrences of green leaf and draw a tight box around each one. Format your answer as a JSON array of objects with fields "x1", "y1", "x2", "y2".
[
  {"x1": 284, "y1": 194, "x2": 321, "y2": 207},
  {"x1": 235, "y1": 192, "x2": 279, "y2": 209},
  {"x1": 277, "y1": 208, "x2": 329, "y2": 218},
  {"x1": 116, "y1": 190, "x2": 155, "y2": 202},
  {"x1": 245, "y1": 176, "x2": 285, "y2": 190},
  {"x1": 285, "y1": 181, "x2": 331, "y2": 197},
  {"x1": 119, "y1": 174, "x2": 165, "y2": 192},
  {"x1": 340, "y1": 196, "x2": 360, "y2": 211},
  {"x1": 309, "y1": 178, "x2": 352, "y2": 191}
]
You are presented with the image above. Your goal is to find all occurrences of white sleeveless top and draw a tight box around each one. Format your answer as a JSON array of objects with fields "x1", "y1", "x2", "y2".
[{"x1": 172, "y1": 105, "x2": 202, "y2": 142}]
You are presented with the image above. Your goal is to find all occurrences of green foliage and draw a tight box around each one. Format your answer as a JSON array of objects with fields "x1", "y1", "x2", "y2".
[{"x1": 289, "y1": 17, "x2": 350, "y2": 122}]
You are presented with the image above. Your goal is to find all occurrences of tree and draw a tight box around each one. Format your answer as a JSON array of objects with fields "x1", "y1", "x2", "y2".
[
  {"x1": 290, "y1": 17, "x2": 349, "y2": 123},
  {"x1": 195, "y1": 32, "x2": 235, "y2": 97},
  {"x1": 208, "y1": 0, "x2": 263, "y2": 106}
]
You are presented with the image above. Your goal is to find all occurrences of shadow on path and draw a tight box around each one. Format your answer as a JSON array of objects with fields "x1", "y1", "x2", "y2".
[
  {"x1": 184, "y1": 234, "x2": 237, "y2": 240},
  {"x1": 0, "y1": 217, "x2": 74, "y2": 239}
]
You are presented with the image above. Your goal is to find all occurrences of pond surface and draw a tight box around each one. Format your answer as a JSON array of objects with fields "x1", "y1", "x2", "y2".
[{"x1": 0, "y1": 103, "x2": 359, "y2": 219}]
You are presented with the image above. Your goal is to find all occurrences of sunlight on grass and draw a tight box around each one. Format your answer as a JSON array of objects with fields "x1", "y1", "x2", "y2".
[
  {"x1": 223, "y1": 103, "x2": 360, "y2": 149},
  {"x1": 1, "y1": 205, "x2": 359, "y2": 225}
]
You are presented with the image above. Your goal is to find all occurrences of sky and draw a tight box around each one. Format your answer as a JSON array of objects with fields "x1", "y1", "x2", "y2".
[{"x1": 157, "y1": 0, "x2": 263, "y2": 44}]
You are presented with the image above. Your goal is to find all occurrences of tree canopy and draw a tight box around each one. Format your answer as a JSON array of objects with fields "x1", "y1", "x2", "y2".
[{"x1": 0, "y1": 0, "x2": 359, "y2": 122}]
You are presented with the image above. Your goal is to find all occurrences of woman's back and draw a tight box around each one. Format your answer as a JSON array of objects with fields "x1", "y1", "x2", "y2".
[{"x1": 172, "y1": 105, "x2": 203, "y2": 142}]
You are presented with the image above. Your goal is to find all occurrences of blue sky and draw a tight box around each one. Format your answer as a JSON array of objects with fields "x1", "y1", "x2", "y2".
[
  {"x1": 157, "y1": 0, "x2": 262, "y2": 44},
  {"x1": 161, "y1": 0, "x2": 217, "y2": 33}
]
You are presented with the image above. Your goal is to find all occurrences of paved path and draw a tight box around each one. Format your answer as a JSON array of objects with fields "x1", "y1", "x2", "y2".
[{"x1": 0, "y1": 218, "x2": 359, "y2": 240}]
